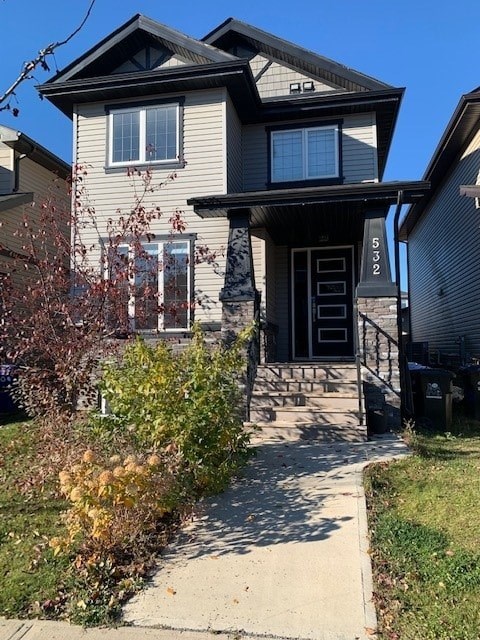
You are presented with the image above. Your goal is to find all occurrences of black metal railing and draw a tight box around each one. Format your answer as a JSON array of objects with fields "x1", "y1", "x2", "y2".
[{"x1": 359, "y1": 310, "x2": 399, "y2": 393}]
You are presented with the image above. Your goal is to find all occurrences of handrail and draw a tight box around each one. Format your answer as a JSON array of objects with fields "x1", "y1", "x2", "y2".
[
  {"x1": 353, "y1": 298, "x2": 364, "y2": 426},
  {"x1": 359, "y1": 310, "x2": 399, "y2": 395}
]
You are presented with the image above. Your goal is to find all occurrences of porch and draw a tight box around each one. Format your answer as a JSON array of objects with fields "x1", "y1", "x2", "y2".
[{"x1": 189, "y1": 181, "x2": 429, "y2": 430}]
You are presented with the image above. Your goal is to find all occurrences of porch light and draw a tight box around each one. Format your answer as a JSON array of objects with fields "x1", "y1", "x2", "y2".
[
  {"x1": 303, "y1": 81, "x2": 315, "y2": 92},
  {"x1": 289, "y1": 82, "x2": 301, "y2": 94}
]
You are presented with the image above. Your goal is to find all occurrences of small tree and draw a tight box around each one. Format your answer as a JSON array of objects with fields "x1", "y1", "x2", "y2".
[{"x1": 0, "y1": 164, "x2": 212, "y2": 420}]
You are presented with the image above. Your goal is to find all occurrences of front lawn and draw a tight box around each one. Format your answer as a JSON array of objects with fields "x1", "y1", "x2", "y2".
[
  {"x1": 0, "y1": 419, "x2": 71, "y2": 618},
  {"x1": 365, "y1": 422, "x2": 480, "y2": 640}
]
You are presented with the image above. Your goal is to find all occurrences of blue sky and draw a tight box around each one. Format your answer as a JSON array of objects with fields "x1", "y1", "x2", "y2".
[{"x1": 2, "y1": 0, "x2": 480, "y2": 283}]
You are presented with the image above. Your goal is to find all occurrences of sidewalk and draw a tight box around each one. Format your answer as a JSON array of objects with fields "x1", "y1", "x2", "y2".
[{"x1": 1, "y1": 430, "x2": 408, "y2": 640}]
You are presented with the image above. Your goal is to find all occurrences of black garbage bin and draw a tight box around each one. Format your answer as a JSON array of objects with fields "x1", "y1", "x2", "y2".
[
  {"x1": 417, "y1": 368, "x2": 453, "y2": 431},
  {"x1": 408, "y1": 362, "x2": 430, "y2": 417},
  {"x1": 460, "y1": 364, "x2": 480, "y2": 419},
  {"x1": 364, "y1": 383, "x2": 387, "y2": 435},
  {"x1": 0, "y1": 365, "x2": 17, "y2": 413}
]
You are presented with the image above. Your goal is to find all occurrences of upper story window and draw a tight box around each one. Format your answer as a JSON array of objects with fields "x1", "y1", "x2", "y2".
[
  {"x1": 107, "y1": 102, "x2": 181, "y2": 167},
  {"x1": 270, "y1": 124, "x2": 340, "y2": 183}
]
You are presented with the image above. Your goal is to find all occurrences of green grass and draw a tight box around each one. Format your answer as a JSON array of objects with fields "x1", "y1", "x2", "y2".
[
  {"x1": 365, "y1": 422, "x2": 480, "y2": 640},
  {"x1": 0, "y1": 419, "x2": 71, "y2": 618}
]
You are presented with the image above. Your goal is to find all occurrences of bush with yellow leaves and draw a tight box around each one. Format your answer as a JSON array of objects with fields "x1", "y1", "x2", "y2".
[{"x1": 51, "y1": 448, "x2": 181, "y2": 556}]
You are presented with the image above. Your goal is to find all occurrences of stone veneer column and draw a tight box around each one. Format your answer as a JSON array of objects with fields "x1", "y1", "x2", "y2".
[
  {"x1": 357, "y1": 210, "x2": 401, "y2": 428},
  {"x1": 219, "y1": 210, "x2": 259, "y2": 419}
]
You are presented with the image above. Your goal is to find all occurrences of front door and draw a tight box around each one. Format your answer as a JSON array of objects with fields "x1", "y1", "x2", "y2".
[{"x1": 292, "y1": 246, "x2": 354, "y2": 360}]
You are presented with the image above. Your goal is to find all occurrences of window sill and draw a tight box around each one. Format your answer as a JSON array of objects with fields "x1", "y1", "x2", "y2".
[
  {"x1": 267, "y1": 177, "x2": 343, "y2": 190},
  {"x1": 104, "y1": 160, "x2": 186, "y2": 174}
]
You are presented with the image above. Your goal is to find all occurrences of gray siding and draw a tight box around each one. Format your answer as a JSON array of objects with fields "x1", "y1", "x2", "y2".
[
  {"x1": 226, "y1": 94, "x2": 242, "y2": 192},
  {"x1": 242, "y1": 113, "x2": 377, "y2": 191},
  {"x1": 74, "y1": 88, "x2": 229, "y2": 325},
  {"x1": 408, "y1": 125, "x2": 480, "y2": 357}
]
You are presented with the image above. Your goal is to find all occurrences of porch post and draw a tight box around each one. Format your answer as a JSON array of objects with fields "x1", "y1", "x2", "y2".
[
  {"x1": 219, "y1": 209, "x2": 259, "y2": 419},
  {"x1": 356, "y1": 210, "x2": 401, "y2": 428}
]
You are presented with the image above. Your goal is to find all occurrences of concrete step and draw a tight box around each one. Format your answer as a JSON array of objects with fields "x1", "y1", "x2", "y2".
[
  {"x1": 257, "y1": 379, "x2": 360, "y2": 393},
  {"x1": 249, "y1": 406, "x2": 360, "y2": 425},
  {"x1": 245, "y1": 422, "x2": 367, "y2": 443},
  {"x1": 256, "y1": 364, "x2": 357, "y2": 382},
  {"x1": 250, "y1": 393, "x2": 359, "y2": 410}
]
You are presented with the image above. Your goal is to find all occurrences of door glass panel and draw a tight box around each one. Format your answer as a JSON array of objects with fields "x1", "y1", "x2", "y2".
[
  {"x1": 318, "y1": 328, "x2": 348, "y2": 342},
  {"x1": 163, "y1": 242, "x2": 189, "y2": 329},
  {"x1": 135, "y1": 243, "x2": 159, "y2": 330},
  {"x1": 293, "y1": 251, "x2": 308, "y2": 358},
  {"x1": 316, "y1": 258, "x2": 345, "y2": 273},
  {"x1": 317, "y1": 305, "x2": 346, "y2": 319},
  {"x1": 317, "y1": 281, "x2": 346, "y2": 296}
]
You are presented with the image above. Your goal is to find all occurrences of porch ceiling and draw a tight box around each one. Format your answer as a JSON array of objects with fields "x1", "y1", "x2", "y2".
[{"x1": 188, "y1": 180, "x2": 430, "y2": 245}]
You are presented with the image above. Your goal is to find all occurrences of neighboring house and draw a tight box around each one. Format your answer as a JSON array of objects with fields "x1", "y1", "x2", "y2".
[
  {"x1": 38, "y1": 15, "x2": 427, "y2": 432},
  {"x1": 400, "y1": 88, "x2": 480, "y2": 365},
  {"x1": 0, "y1": 124, "x2": 70, "y2": 280}
]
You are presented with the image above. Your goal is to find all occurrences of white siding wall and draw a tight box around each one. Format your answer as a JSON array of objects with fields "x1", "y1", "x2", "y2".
[
  {"x1": 242, "y1": 112, "x2": 377, "y2": 190},
  {"x1": 74, "y1": 88, "x2": 229, "y2": 324},
  {"x1": 249, "y1": 55, "x2": 338, "y2": 99},
  {"x1": 0, "y1": 144, "x2": 13, "y2": 194},
  {"x1": 408, "y1": 125, "x2": 480, "y2": 356}
]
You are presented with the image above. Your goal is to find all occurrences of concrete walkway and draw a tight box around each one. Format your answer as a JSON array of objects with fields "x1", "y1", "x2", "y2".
[{"x1": 0, "y1": 430, "x2": 408, "y2": 640}]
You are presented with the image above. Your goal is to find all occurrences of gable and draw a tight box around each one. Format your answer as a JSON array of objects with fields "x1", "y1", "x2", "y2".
[
  {"x1": 204, "y1": 19, "x2": 392, "y2": 94},
  {"x1": 48, "y1": 14, "x2": 236, "y2": 83},
  {"x1": 249, "y1": 54, "x2": 342, "y2": 99},
  {"x1": 113, "y1": 46, "x2": 190, "y2": 74}
]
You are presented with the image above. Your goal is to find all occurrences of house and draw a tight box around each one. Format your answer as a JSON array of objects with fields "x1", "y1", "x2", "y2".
[
  {"x1": 400, "y1": 88, "x2": 480, "y2": 366},
  {"x1": 37, "y1": 15, "x2": 428, "y2": 433},
  {"x1": 0, "y1": 124, "x2": 70, "y2": 287}
]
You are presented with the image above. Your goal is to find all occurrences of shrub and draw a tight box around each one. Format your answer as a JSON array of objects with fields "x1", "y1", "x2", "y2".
[
  {"x1": 100, "y1": 324, "x2": 253, "y2": 492},
  {"x1": 52, "y1": 448, "x2": 181, "y2": 557}
]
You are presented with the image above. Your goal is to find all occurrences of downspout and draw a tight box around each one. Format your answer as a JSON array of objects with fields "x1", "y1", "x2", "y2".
[
  {"x1": 13, "y1": 153, "x2": 27, "y2": 192},
  {"x1": 13, "y1": 138, "x2": 36, "y2": 192},
  {"x1": 393, "y1": 190, "x2": 406, "y2": 424}
]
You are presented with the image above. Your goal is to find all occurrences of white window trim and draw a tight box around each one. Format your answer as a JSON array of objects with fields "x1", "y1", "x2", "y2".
[
  {"x1": 270, "y1": 124, "x2": 339, "y2": 183},
  {"x1": 114, "y1": 239, "x2": 191, "y2": 332},
  {"x1": 108, "y1": 103, "x2": 180, "y2": 167}
]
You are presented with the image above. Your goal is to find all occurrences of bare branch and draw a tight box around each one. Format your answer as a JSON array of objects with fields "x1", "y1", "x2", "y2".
[{"x1": 0, "y1": 0, "x2": 96, "y2": 115}]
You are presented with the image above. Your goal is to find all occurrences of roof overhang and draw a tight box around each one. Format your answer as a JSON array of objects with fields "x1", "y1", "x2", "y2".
[
  {"x1": 38, "y1": 60, "x2": 260, "y2": 120},
  {"x1": 189, "y1": 180, "x2": 429, "y2": 245},
  {"x1": 0, "y1": 192, "x2": 34, "y2": 213},
  {"x1": 189, "y1": 180, "x2": 430, "y2": 216},
  {"x1": 399, "y1": 89, "x2": 480, "y2": 240},
  {"x1": 203, "y1": 18, "x2": 392, "y2": 93},
  {"x1": 46, "y1": 14, "x2": 237, "y2": 84},
  {"x1": 0, "y1": 125, "x2": 70, "y2": 177}
]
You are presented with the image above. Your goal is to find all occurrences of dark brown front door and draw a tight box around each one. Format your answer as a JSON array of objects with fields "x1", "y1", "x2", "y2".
[{"x1": 292, "y1": 246, "x2": 354, "y2": 359}]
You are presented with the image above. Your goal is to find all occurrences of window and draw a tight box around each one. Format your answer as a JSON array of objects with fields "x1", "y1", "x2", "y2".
[
  {"x1": 108, "y1": 103, "x2": 180, "y2": 166},
  {"x1": 270, "y1": 125, "x2": 339, "y2": 183},
  {"x1": 110, "y1": 240, "x2": 191, "y2": 331}
]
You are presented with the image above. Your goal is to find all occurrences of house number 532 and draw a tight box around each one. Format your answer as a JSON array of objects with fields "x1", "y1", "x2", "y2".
[{"x1": 372, "y1": 237, "x2": 381, "y2": 275}]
